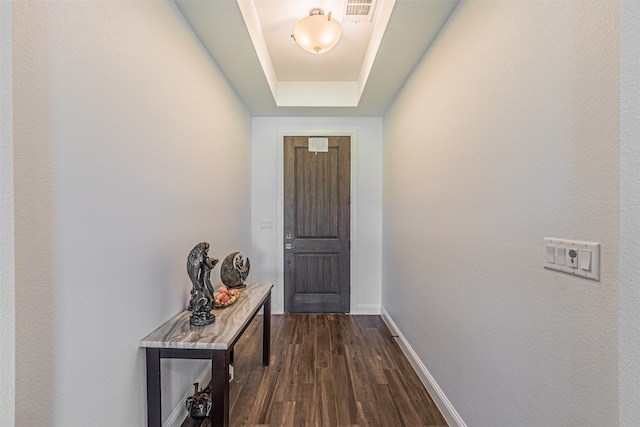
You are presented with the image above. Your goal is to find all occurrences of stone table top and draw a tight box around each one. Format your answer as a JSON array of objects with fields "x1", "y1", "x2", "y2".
[{"x1": 139, "y1": 282, "x2": 273, "y2": 350}]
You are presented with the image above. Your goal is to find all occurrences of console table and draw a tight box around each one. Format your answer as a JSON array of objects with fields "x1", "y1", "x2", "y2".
[{"x1": 139, "y1": 282, "x2": 273, "y2": 427}]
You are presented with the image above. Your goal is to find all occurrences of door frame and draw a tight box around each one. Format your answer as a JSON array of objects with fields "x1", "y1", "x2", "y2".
[{"x1": 276, "y1": 129, "x2": 358, "y2": 313}]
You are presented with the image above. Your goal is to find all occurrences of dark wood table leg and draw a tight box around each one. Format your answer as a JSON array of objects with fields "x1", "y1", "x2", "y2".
[
  {"x1": 145, "y1": 348, "x2": 162, "y2": 427},
  {"x1": 263, "y1": 292, "x2": 271, "y2": 366},
  {"x1": 210, "y1": 349, "x2": 230, "y2": 427}
]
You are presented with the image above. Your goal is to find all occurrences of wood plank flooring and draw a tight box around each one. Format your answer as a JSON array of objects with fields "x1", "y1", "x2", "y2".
[{"x1": 181, "y1": 314, "x2": 448, "y2": 427}]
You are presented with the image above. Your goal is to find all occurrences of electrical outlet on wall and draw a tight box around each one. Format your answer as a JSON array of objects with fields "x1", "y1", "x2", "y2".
[{"x1": 543, "y1": 237, "x2": 601, "y2": 281}]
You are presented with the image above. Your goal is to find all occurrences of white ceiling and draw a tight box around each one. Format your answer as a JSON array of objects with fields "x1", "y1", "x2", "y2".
[
  {"x1": 250, "y1": 0, "x2": 377, "y2": 81},
  {"x1": 175, "y1": 0, "x2": 459, "y2": 116}
]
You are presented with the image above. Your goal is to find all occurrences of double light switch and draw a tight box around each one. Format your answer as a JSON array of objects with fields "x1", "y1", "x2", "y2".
[{"x1": 543, "y1": 237, "x2": 600, "y2": 281}]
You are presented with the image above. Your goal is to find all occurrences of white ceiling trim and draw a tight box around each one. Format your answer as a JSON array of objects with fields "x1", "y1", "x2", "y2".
[
  {"x1": 237, "y1": 0, "x2": 395, "y2": 108},
  {"x1": 357, "y1": 0, "x2": 395, "y2": 100},
  {"x1": 236, "y1": 0, "x2": 279, "y2": 102},
  {"x1": 277, "y1": 81, "x2": 359, "y2": 107}
]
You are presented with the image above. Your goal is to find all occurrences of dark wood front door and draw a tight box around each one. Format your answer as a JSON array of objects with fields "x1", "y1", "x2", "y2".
[{"x1": 284, "y1": 136, "x2": 350, "y2": 313}]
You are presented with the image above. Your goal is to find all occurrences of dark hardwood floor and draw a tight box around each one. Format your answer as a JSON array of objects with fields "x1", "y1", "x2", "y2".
[{"x1": 181, "y1": 314, "x2": 448, "y2": 427}]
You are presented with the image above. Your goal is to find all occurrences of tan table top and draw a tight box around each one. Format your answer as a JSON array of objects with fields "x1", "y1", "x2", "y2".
[{"x1": 139, "y1": 282, "x2": 273, "y2": 350}]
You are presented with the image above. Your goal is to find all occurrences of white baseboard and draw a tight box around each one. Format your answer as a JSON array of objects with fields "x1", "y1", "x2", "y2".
[
  {"x1": 380, "y1": 306, "x2": 467, "y2": 427},
  {"x1": 271, "y1": 304, "x2": 380, "y2": 314},
  {"x1": 164, "y1": 366, "x2": 211, "y2": 427},
  {"x1": 352, "y1": 303, "x2": 381, "y2": 315}
]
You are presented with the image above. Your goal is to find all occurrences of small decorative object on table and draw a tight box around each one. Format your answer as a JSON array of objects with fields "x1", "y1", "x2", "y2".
[
  {"x1": 214, "y1": 286, "x2": 240, "y2": 308},
  {"x1": 220, "y1": 251, "x2": 250, "y2": 289},
  {"x1": 186, "y1": 242, "x2": 219, "y2": 326},
  {"x1": 185, "y1": 382, "x2": 212, "y2": 420}
]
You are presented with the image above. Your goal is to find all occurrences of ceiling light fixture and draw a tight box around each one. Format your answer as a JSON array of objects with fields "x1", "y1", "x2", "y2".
[{"x1": 291, "y1": 8, "x2": 342, "y2": 54}]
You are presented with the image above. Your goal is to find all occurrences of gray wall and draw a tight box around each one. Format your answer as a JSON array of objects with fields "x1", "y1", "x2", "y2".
[
  {"x1": 12, "y1": 1, "x2": 251, "y2": 425},
  {"x1": 0, "y1": 1, "x2": 15, "y2": 425},
  {"x1": 619, "y1": 0, "x2": 640, "y2": 425},
  {"x1": 383, "y1": 1, "x2": 620, "y2": 425}
]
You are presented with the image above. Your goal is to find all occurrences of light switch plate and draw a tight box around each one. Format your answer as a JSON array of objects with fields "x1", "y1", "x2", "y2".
[
  {"x1": 259, "y1": 219, "x2": 273, "y2": 229},
  {"x1": 543, "y1": 237, "x2": 601, "y2": 281}
]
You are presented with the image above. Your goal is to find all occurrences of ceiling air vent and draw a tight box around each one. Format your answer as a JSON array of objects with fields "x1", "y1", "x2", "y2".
[{"x1": 344, "y1": 0, "x2": 377, "y2": 23}]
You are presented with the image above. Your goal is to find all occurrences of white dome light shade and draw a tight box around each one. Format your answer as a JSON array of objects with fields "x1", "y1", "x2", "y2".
[{"x1": 292, "y1": 8, "x2": 342, "y2": 54}]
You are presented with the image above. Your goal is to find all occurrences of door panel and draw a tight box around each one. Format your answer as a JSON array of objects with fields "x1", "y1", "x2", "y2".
[{"x1": 284, "y1": 136, "x2": 350, "y2": 313}]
